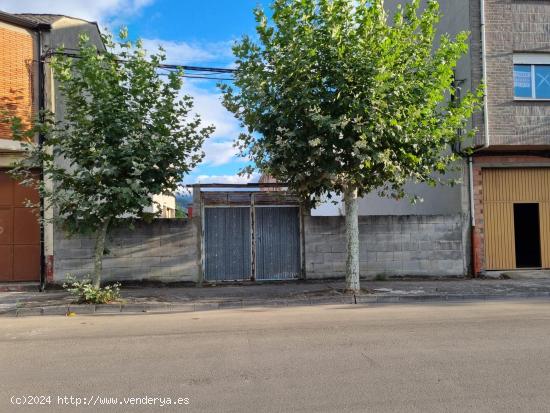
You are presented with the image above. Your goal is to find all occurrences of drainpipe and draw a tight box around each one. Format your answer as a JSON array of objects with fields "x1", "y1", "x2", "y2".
[
  {"x1": 480, "y1": 0, "x2": 490, "y2": 149},
  {"x1": 469, "y1": 0, "x2": 490, "y2": 277},
  {"x1": 468, "y1": 156, "x2": 480, "y2": 276},
  {"x1": 37, "y1": 29, "x2": 46, "y2": 291},
  {"x1": 36, "y1": 24, "x2": 51, "y2": 290}
]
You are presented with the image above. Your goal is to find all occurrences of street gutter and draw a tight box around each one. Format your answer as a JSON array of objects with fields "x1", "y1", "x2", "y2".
[{"x1": 4, "y1": 292, "x2": 550, "y2": 317}]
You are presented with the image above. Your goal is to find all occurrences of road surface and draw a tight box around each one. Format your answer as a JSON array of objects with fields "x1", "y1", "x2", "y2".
[{"x1": 2, "y1": 301, "x2": 550, "y2": 412}]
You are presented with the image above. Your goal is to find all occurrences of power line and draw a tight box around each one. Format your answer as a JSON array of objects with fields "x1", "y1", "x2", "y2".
[
  {"x1": 41, "y1": 49, "x2": 236, "y2": 81},
  {"x1": 160, "y1": 64, "x2": 234, "y2": 74},
  {"x1": 159, "y1": 73, "x2": 234, "y2": 81}
]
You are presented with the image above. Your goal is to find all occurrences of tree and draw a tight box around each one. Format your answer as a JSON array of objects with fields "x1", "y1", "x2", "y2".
[
  {"x1": 9, "y1": 29, "x2": 213, "y2": 287},
  {"x1": 221, "y1": 0, "x2": 482, "y2": 292}
]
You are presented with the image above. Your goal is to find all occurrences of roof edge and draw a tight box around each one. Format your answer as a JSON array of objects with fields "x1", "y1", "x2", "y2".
[
  {"x1": 16, "y1": 13, "x2": 97, "y2": 26},
  {"x1": 0, "y1": 10, "x2": 51, "y2": 30}
]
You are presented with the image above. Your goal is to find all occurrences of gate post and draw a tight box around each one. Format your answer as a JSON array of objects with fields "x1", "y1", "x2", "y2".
[
  {"x1": 194, "y1": 184, "x2": 204, "y2": 287},
  {"x1": 250, "y1": 192, "x2": 256, "y2": 281},
  {"x1": 299, "y1": 205, "x2": 306, "y2": 280}
]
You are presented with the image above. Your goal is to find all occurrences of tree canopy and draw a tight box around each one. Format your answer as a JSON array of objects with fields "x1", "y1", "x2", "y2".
[
  {"x1": 9, "y1": 29, "x2": 213, "y2": 285},
  {"x1": 221, "y1": 0, "x2": 482, "y2": 205},
  {"x1": 221, "y1": 0, "x2": 482, "y2": 292}
]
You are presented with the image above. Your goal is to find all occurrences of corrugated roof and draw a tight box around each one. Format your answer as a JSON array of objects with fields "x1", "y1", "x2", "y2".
[
  {"x1": 15, "y1": 13, "x2": 97, "y2": 26},
  {"x1": 0, "y1": 10, "x2": 49, "y2": 29},
  {"x1": 0, "y1": 11, "x2": 94, "y2": 28},
  {"x1": 14, "y1": 14, "x2": 66, "y2": 25}
]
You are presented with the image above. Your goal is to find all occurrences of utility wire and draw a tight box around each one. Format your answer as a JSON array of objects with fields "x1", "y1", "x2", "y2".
[
  {"x1": 41, "y1": 49, "x2": 236, "y2": 80},
  {"x1": 159, "y1": 73, "x2": 234, "y2": 81}
]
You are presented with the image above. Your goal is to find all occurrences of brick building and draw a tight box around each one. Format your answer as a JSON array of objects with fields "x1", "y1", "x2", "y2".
[
  {"x1": 0, "y1": 12, "x2": 106, "y2": 287},
  {"x1": 1, "y1": 12, "x2": 48, "y2": 284},
  {"x1": 0, "y1": 11, "x2": 180, "y2": 287},
  {"x1": 416, "y1": 0, "x2": 550, "y2": 275},
  {"x1": 467, "y1": 0, "x2": 550, "y2": 274}
]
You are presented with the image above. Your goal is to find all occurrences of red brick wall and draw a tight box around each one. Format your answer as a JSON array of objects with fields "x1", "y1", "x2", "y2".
[
  {"x1": 472, "y1": 155, "x2": 550, "y2": 274},
  {"x1": 0, "y1": 25, "x2": 35, "y2": 140}
]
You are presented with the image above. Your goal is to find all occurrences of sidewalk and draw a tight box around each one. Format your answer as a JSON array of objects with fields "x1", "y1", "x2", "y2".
[{"x1": 2, "y1": 278, "x2": 550, "y2": 317}]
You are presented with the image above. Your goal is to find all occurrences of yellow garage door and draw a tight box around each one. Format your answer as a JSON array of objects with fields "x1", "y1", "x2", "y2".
[{"x1": 483, "y1": 168, "x2": 550, "y2": 270}]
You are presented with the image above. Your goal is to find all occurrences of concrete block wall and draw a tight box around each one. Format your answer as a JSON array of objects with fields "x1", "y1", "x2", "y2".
[
  {"x1": 53, "y1": 219, "x2": 200, "y2": 284},
  {"x1": 304, "y1": 215, "x2": 467, "y2": 279}
]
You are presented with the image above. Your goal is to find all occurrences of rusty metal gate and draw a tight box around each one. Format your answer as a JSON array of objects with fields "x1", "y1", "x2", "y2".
[
  {"x1": 202, "y1": 191, "x2": 301, "y2": 281},
  {"x1": 254, "y1": 206, "x2": 301, "y2": 280},
  {"x1": 204, "y1": 207, "x2": 251, "y2": 281}
]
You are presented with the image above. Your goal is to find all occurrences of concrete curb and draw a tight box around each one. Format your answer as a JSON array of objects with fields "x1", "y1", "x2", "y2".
[{"x1": 2, "y1": 291, "x2": 550, "y2": 317}]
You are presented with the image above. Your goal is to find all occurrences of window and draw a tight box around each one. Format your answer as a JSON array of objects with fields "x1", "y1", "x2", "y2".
[
  {"x1": 514, "y1": 63, "x2": 550, "y2": 99},
  {"x1": 513, "y1": 65, "x2": 532, "y2": 98}
]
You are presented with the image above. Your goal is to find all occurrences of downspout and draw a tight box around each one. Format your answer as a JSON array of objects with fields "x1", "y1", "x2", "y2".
[
  {"x1": 36, "y1": 24, "x2": 51, "y2": 290},
  {"x1": 38, "y1": 29, "x2": 46, "y2": 291},
  {"x1": 470, "y1": 0, "x2": 490, "y2": 277},
  {"x1": 480, "y1": 0, "x2": 490, "y2": 149},
  {"x1": 468, "y1": 156, "x2": 479, "y2": 275}
]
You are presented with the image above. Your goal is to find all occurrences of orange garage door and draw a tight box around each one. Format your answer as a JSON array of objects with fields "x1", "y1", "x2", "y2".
[{"x1": 0, "y1": 171, "x2": 40, "y2": 281}]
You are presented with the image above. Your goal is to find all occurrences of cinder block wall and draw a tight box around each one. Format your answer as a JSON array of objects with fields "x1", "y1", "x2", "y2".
[
  {"x1": 304, "y1": 215, "x2": 467, "y2": 278},
  {"x1": 53, "y1": 219, "x2": 200, "y2": 284}
]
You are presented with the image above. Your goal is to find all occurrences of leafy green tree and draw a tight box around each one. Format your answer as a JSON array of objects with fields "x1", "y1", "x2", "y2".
[
  {"x1": 10, "y1": 30, "x2": 213, "y2": 287},
  {"x1": 221, "y1": 0, "x2": 482, "y2": 292}
]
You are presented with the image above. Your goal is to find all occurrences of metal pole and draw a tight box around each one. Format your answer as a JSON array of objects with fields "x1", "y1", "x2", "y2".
[{"x1": 250, "y1": 192, "x2": 256, "y2": 281}]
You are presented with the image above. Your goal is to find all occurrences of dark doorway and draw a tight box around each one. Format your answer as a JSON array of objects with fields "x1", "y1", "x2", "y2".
[{"x1": 514, "y1": 203, "x2": 542, "y2": 268}]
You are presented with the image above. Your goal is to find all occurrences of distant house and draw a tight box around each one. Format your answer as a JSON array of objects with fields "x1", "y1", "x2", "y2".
[{"x1": 145, "y1": 192, "x2": 177, "y2": 219}]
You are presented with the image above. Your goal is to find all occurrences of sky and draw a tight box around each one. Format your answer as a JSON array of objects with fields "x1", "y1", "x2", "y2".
[{"x1": 1, "y1": 0, "x2": 271, "y2": 185}]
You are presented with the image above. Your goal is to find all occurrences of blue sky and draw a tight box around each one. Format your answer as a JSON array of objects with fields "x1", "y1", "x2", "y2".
[{"x1": 3, "y1": 0, "x2": 272, "y2": 185}]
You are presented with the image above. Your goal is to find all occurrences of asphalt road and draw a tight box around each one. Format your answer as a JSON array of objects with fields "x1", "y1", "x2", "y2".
[{"x1": 2, "y1": 301, "x2": 550, "y2": 413}]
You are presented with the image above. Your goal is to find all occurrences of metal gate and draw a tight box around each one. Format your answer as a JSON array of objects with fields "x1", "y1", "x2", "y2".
[
  {"x1": 255, "y1": 207, "x2": 301, "y2": 280},
  {"x1": 202, "y1": 191, "x2": 301, "y2": 281},
  {"x1": 204, "y1": 207, "x2": 251, "y2": 281}
]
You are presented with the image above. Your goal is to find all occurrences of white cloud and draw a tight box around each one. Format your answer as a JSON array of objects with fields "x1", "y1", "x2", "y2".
[
  {"x1": 143, "y1": 36, "x2": 242, "y2": 169},
  {"x1": 135, "y1": 39, "x2": 240, "y2": 169},
  {"x1": 141, "y1": 38, "x2": 233, "y2": 65},
  {"x1": 0, "y1": 0, "x2": 153, "y2": 24},
  {"x1": 184, "y1": 80, "x2": 240, "y2": 139},
  {"x1": 180, "y1": 80, "x2": 246, "y2": 168},
  {"x1": 202, "y1": 140, "x2": 240, "y2": 167}
]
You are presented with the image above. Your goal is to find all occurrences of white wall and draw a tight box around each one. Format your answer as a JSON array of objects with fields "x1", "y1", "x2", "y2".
[
  {"x1": 313, "y1": 0, "x2": 472, "y2": 217},
  {"x1": 312, "y1": 164, "x2": 465, "y2": 217}
]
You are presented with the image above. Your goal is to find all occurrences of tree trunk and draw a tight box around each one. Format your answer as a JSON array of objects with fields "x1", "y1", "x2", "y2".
[
  {"x1": 92, "y1": 218, "x2": 110, "y2": 288},
  {"x1": 344, "y1": 186, "x2": 360, "y2": 293}
]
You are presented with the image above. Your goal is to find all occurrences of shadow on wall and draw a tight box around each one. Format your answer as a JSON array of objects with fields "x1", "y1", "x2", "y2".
[
  {"x1": 304, "y1": 214, "x2": 467, "y2": 279},
  {"x1": 52, "y1": 219, "x2": 200, "y2": 284},
  {"x1": 0, "y1": 59, "x2": 36, "y2": 140},
  {"x1": 311, "y1": 180, "x2": 464, "y2": 217}
]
